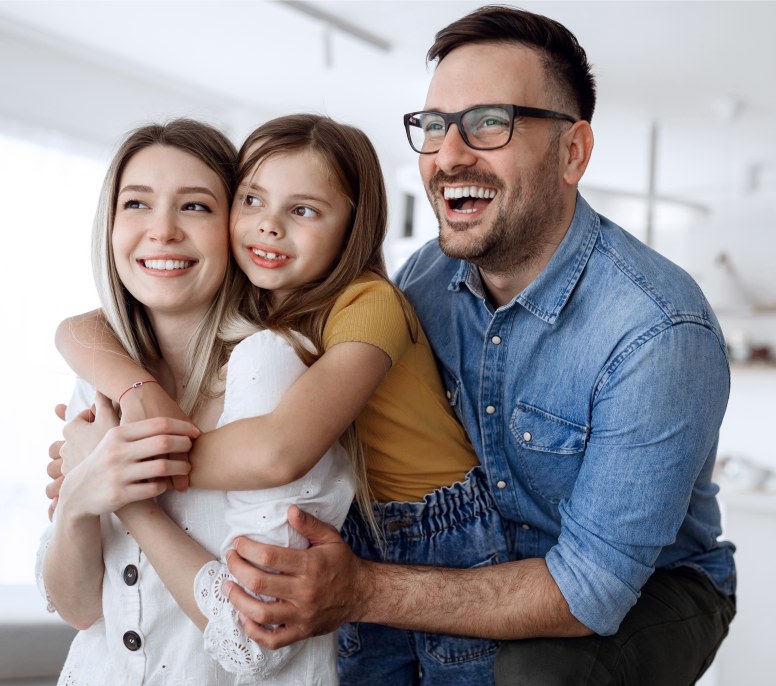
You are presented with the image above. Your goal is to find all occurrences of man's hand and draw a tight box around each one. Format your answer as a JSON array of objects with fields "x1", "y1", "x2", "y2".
[{"x1": 224, "y1": 506, "x2": 371, "y2": 649}]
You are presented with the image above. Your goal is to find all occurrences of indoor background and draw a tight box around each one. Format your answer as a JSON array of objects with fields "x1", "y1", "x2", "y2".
[{"x1": 0, "y1": 2, "x2": 774, "y2": 684}]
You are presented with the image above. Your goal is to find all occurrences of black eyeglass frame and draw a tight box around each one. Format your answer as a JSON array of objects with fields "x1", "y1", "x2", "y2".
[{"x1": 403, "y1": 104, "x2": 578, "y2": 154}]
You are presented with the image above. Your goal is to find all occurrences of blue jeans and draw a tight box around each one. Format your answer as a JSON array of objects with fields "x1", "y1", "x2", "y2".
[{"x1": 338, "y1": 466, "x2": 512, "y2": 685}]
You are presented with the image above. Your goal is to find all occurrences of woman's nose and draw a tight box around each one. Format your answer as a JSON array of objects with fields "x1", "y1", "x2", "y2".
[{"x1": 148, "y1": 211, "x2": 183, "y2": 242}]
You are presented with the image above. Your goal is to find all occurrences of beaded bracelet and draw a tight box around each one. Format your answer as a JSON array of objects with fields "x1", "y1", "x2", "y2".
[{"x1": 118, "y1": 380, "x2": 158, "y2": 404}]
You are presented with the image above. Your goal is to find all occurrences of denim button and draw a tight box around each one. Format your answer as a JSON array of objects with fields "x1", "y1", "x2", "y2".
[
  {"x1": 523, "y1": 431, "x2": 532, "y2": 441},
  {"x1": 446, "y1": 389, "x2": 452, "y2": 400},
  {"x1": 496, "y1": 480, "x2": 507, "y2": 489},
  {"x1": 123, "y1": 630, "x2": 141, "y2": 651},
  {"x1": 521, "y1": 523, "x2": 531, "y2": 530},
  {"x1": 491, "y1": 335, "x2": 502, "y2": 345},
  {"x1": 486, "y1": 405, "x2": 496, "y2": 414},
  {"x1": 123, "y1": 564, "x2": 138, "y2": 586}
]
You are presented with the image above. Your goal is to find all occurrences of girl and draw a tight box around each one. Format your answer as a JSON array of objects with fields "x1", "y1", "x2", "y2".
[
  {"x1": 54, "y1": 114, "x2": 512, "y2": 685},
  {"x1": 38, "y1": 119, "x2": 355, "y2": 685}
]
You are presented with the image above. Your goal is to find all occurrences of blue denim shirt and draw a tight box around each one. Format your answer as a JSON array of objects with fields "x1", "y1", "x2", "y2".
[{"x1": 395, "y1": 194, "x2": 736, "y2": 636}]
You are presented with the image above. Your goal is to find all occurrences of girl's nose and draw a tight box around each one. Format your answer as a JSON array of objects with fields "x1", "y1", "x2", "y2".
[{"x1": 256, "y1": 218, "x2": 284, "y2": 238}]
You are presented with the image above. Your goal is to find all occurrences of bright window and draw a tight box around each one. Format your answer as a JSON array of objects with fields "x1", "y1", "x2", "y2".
[{"x1": 0, "y1": 130, "x2": 103, "y2": 585}]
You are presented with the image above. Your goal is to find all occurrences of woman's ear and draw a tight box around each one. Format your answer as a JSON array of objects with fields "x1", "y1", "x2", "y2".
[{"x1": 561, "y1": 121, "x2": 594, "y2": 186}]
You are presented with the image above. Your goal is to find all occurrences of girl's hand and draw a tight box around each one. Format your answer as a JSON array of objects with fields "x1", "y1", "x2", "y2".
[
  {"x1": 58, "y1": 417, "x2": 199, "y2": 519},
  {"x1": 61, "y1": 392, "x2": 118, "y2": 474}
]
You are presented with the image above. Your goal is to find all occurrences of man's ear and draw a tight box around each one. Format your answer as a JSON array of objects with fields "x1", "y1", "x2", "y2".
[{"x1": 561, "y1": 121, "x2": 594, "y2": 186}]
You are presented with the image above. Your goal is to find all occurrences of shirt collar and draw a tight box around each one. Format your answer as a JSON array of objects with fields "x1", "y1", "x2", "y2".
[{"x1": 447, "y1": 193, "x2": 599, "y2": 323}]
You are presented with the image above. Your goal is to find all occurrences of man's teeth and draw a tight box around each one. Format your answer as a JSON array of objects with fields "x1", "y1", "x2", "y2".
[
  {"x1": 252, "y1": 248, "x2": 288, "y2": 261},
  {"x1": 143, "y1": 259, "x2": 192, "y2": 270},
  {"x1": 443, "y1": 186, "x2": 496, "y2": 200}
]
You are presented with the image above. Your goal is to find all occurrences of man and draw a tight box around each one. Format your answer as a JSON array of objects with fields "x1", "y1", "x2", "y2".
[{"x1": 220, "y1": 6, "x2": 736, "y2": 684}]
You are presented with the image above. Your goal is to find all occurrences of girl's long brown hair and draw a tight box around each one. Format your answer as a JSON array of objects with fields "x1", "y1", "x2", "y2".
[{"x1": 233, "y1": 114, "x2": 416, "y2": 532}]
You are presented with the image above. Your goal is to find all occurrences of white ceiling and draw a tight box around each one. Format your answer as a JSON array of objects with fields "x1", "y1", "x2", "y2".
[{"x1": 1, "y1": 0, "x2": 775, "y2": 202}]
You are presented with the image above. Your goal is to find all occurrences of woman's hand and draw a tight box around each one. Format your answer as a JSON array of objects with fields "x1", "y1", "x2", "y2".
[
  {"x1": 58, "y1": 417, "x2": 200, "y2": 519},
  {"x1": 120, "y1": 382, "x2": 193, "y2": 492},
  {"x1": 61, "y1": 392, "x2": 118, "y2": 474}
]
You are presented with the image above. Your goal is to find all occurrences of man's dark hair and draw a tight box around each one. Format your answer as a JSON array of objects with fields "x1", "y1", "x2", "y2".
[{"x1": 428, "y1": 5, "x2": 596, "y2": 122}]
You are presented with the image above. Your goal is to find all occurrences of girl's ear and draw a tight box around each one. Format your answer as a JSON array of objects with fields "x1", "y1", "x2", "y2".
[{"x1": 561, "y1": 121, "x2": 594, "y2": 186}]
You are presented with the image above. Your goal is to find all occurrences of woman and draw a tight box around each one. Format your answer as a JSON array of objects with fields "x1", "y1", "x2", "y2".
[{"x1": 37, "y1": 119, "x2": 353, "y2": 684}]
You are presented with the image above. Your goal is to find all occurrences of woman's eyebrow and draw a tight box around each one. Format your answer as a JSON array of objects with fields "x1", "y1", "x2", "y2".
[
  {"x1": 178, "y1": 186, "x2": 218, "y2": 199},
  {"x1": 118, "y1": 184, "x2": 217, "y2": 199},
  {"x1": 118, "y1": 184, "x2": 152, "y2": 194}
]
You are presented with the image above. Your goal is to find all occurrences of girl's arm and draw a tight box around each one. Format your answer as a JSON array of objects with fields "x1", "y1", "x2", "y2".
[
  {"x1": 188, "y1": 340, "x2": 390, "y2": 489},
  {"x1": 55, "y1": 310, "x2": 188, "y2": 424},
  {"x1": 57, "y1": 305, "x2": 394, "y2": 493}
]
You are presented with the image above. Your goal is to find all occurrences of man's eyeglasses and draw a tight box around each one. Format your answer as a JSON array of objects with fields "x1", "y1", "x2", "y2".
[{"x1": 403, "y1": 104, "x2": 577, "y2": 154}]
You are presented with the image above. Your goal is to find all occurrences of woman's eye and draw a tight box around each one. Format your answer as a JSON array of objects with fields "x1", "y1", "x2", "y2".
[
  {"x1": 292, "y1": 206, "x2": 317, "y2": 218},
  {"x1": 244, "y1": 194, "x2": 261, "y2": 208},
  {"x1": 123, "y1": 199, "x2": 148, "y2": 210},
  {"x1": 183, "y1": 202, "x2": 211, "y2": 212}
]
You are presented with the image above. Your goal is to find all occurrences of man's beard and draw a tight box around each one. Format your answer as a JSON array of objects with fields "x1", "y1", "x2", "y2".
[{"x1": 430, "y1": 146, "x2": 563, "y2": 277}]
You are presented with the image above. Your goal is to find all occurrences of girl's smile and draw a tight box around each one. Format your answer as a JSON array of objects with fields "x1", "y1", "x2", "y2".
[{"x1": 230, "y1": 148, "x2": 351, "y2": 303}]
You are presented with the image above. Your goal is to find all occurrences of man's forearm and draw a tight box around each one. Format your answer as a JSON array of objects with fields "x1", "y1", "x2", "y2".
[{"x1": 359, "y1": 557, "x2": 591, "y2": 639}]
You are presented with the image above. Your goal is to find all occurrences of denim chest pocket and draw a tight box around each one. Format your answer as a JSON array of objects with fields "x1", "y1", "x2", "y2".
[{"x1": 510, "y1": 403, "x2": 589, "y2": 503}]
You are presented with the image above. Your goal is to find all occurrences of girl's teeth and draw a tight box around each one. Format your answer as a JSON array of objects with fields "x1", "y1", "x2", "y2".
[
  {"x1": 253, "y1": 248, "x2": 287, "y2": 261},
  {"x1": 143, "y1": 259, "x2": 191, "y2": 270}
]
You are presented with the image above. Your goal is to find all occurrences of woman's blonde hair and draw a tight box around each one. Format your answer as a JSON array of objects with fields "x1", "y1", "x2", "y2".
[
  {"x1": 92, "y1": 118, "x2": 248, "y2": 415},
  {"x1": 233, "y1": 114, "x2": 416, "y2": 526}
]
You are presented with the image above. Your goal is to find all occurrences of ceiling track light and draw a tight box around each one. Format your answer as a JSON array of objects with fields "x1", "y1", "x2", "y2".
[{"x1": 276, "y1": 0, "x2": 392, "y2": 54}]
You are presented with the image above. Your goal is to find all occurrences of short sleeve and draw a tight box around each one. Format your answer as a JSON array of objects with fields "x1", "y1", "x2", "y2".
[{"x1": 323, "y1": 275, "x2": 414, "y2": 365}]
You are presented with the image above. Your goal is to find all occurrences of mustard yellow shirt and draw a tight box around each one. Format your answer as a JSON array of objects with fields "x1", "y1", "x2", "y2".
[{"x1": 323, "y1": 273, "x2": 478, "y2": 502}]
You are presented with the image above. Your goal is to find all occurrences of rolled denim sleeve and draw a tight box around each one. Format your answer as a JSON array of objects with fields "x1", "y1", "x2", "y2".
[{"x1": 545, "y1": 321, "x2": 730, "y2": 635}]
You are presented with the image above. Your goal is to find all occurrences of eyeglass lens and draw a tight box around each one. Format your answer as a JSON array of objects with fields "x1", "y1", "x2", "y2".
[{"x1": 409, "y1": 106, "x2": 512, "y2": 153}]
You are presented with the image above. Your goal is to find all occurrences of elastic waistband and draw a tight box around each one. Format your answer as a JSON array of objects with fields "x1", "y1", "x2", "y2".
[{"x1": 347, "y1": 466, "x2": 496, "y2": 540}]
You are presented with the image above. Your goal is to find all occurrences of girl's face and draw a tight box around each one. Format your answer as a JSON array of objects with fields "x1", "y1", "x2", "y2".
[
  {"x1": 230, "y1": 148, "x2": 351, "y2": 303},
  {"x1": 112, "y1": 144, "x2": 230, "y2": 320}
]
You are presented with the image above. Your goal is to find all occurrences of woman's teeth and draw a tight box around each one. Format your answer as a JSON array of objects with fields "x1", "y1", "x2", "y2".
[{"x1": 142, "y1": 259, "x2": 192, "y2": 270}]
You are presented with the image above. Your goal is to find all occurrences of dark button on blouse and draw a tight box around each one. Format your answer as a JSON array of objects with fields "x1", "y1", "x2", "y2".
[
  {"x1": 123, "y1": 630, "x2": 141, "y2": 651},
  {"x1": 123, "y1": 564, "x2": 139, "y2": 586}
]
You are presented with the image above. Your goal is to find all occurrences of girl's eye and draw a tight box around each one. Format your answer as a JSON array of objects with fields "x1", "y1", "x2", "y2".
[
  {"x1": 292, "y1": 206, "x2": 318, "y2": 218},
  {"x1": 244, "y1": 194, "x2": 262, "y2": 208},
  {"x1": 123, "y1": 199, "x2": 148, "y2": 210},
  {"x1": 183, "y1": 202, "x2": 211, "y2": 212}
]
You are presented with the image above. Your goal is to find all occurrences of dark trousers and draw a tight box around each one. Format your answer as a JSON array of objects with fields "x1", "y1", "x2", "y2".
[{"x1": 494, "y1": 566, "x2": 735, "y2": 686}]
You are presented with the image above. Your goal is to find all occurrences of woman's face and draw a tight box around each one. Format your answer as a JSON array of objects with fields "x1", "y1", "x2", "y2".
[{"x1": 112, "y1": 144, "x2": 230, "y2": 319}]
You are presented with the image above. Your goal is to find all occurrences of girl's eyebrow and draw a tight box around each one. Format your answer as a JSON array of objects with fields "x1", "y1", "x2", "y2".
[
  {"x1": 118, "y1": 184, "x2": 218, "y2": 199},
  {"x1": 242, "y1": 182, "x2": 333, "y2": 208}
]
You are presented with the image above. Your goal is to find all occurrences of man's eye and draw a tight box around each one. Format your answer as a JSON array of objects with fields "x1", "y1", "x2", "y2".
[{"x1": 423, "y1": 120, "x2": 445, "y2": 133}]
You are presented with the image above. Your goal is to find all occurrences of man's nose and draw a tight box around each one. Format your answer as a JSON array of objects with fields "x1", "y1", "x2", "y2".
[{"x1": 433, "y1": 124, "x2": 478, "y2": 174}]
